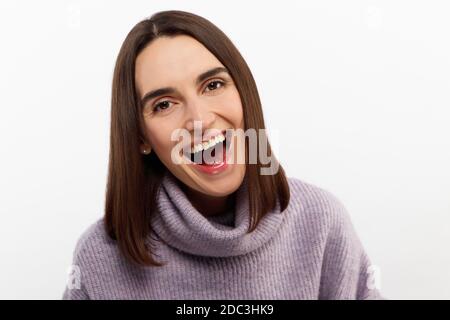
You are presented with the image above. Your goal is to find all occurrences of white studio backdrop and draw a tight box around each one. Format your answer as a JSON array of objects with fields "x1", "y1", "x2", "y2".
[{"x1": 0, "y1": 0, "x2": 449, "y2": 299}]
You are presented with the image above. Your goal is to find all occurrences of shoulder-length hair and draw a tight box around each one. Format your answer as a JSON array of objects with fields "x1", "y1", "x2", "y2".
[{"x1": 105, "y1": 10, "x2": 290, "y2": 267}]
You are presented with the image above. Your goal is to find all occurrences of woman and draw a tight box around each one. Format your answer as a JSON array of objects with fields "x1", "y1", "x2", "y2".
[{"x1": 63, "y1": 10, "x2": 384, "y2": 300}]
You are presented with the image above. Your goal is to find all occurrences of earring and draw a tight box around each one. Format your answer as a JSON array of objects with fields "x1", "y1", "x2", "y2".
[{"x1": 142, "y1": 148, "x2": 150, "y2": 154}]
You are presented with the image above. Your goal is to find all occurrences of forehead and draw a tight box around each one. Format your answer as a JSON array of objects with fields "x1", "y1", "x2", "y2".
[{"x1": 135, "y1": 35, "x2": 223, "y2": 95}]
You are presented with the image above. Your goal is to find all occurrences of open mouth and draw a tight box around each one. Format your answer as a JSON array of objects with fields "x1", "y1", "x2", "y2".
[{"x1": 184, "y1": 129, "x2": 233, "y2": 165}]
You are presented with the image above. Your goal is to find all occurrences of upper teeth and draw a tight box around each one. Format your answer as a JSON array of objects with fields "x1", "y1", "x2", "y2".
[{"x1": 191, "y1": 133, "x2": 225, "y2": 154}]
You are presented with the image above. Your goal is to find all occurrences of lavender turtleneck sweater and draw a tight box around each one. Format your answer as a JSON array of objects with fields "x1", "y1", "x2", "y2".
[{"x1": 62, "y1": 172, "x2": 385, "y2": 300}]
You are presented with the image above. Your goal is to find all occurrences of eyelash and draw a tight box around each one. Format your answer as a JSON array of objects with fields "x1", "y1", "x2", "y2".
[{"x1": 152, "y1": 79, "x2": 226, "y2": 113}]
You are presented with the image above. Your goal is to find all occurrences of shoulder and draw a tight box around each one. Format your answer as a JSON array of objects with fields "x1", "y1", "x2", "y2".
[
  {"x1": 284, "y1": 177, "x2": 384, "y2": 299},
  {"x1": 285, "y1": 176, "x2": 353, "y2": 234},
  {"x1": 70, "y1": 217, "x2": 115, "y2": 266},
  {"x1": 286, "y1": 176, "x2": 349, "y2": 216},
  {"x1": 63, "y1": 217, "x2": 114, "y2": 299}
]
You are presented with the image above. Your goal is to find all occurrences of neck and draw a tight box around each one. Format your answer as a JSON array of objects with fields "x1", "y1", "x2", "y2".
[{"x1": 181, "y1": 184, "x2": 236, "y2": 217}]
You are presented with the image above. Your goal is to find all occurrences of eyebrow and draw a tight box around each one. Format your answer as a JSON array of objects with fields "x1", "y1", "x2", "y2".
[{"x1": 139, "y1": 66, "x2": 229, "y2": 108}]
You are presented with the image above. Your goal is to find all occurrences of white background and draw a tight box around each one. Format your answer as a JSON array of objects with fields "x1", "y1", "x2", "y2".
[{"x1": 0, "y1": 0, "x2": 449, "y2": 299}]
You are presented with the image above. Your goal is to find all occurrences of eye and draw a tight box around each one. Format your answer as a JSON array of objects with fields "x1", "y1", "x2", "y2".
[
  {"x1": 150, "y1": 79, "x2": 226, "y2": 114},
  {"x1": 204, "y1": 79, "x2": 226, "y2": 93},
  {"x1": 152, "y1": 100, "x2": 173, "y2": 113}
]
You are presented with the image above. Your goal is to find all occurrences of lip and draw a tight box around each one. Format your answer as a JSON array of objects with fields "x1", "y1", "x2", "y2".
[
  {"x1": 191, "y1": 151, "x2": 229, "y2": 174},
  {"x1": 184, "y1": 129, "x2": 234, "y2": 175}
]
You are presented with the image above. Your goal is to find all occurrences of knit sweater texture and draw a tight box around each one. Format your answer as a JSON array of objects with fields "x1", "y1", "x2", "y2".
[{"x1": 62, "y1": 171, "x2": 384, "y2": 300}]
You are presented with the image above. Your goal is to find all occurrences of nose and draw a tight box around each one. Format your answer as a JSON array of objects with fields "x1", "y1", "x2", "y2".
[{"x1": 184, "y1": 99, "x2": 216, "y2": 133}]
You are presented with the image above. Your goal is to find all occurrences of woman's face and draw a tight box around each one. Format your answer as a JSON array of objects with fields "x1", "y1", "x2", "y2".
[{"x1": 135, "y1": 35, "x2": 246, "y2": 197}]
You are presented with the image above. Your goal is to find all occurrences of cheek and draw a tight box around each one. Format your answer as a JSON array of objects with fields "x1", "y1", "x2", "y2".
[
  {"x1": 222, "y1": 90, "x2": 244, "y2": 127},
  {"x1": 144, "y1": 122, "x2": 175, "y2": 158}
]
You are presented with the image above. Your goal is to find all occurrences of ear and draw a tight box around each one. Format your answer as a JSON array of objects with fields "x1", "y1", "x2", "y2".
[{"x1": 139, "y1": 133, "x2": 152, "y2": 155}]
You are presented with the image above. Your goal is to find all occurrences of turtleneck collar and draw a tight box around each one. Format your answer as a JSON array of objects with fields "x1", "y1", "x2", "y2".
[{"x1": 150, "y1": 171, "x2": 285, "y2": 257}]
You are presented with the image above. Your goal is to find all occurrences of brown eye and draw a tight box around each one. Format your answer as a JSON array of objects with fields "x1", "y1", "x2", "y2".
[
  {"x1": 153, "y1": 100, "x2": 172, "y2": 113},
  {"x1": 204, "y1": 80, "x2": 225, "y2": 93}
]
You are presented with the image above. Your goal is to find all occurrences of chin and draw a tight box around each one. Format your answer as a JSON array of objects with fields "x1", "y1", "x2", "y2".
[
  {"x1": 201, "y1": 181, "x2": 240, "y2": 197},
  {"x1": 182, "y1": 164, "x2": 246, "y2": 197}
]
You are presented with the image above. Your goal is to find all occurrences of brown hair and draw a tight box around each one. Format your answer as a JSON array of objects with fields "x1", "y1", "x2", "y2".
[{"x1": 104, "y1": 10, "x2": 290, "y2": 267}]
